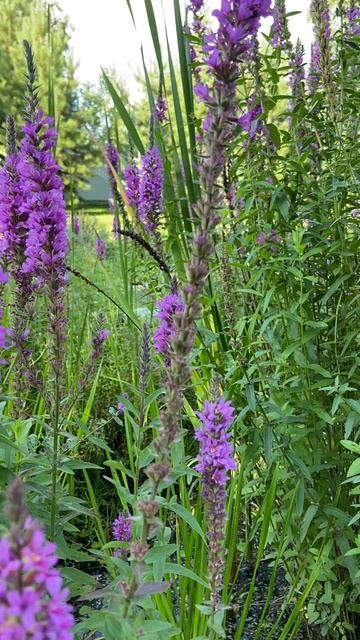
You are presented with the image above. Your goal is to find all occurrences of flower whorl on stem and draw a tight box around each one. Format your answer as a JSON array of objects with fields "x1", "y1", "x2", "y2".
[
  {"x1": 195, "y1": 397, "x2": 235, "y2": 608},
  {"x1": 0, "y1": 478, "x2": 74, "y2": 639},
  {"x1": 310, "y1": 0, "x2": 334, "y2": 109},
  {"x1": 271, "y1": 0, "x2": 292, "y2": 52}
]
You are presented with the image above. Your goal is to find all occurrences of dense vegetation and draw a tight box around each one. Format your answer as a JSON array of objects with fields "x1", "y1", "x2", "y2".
[{"x1": 0, "y1": 1, "x2": 359, "y2": 639}]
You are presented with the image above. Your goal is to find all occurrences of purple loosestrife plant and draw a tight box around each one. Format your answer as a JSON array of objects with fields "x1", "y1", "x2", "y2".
[
  {"x1": 19, "y1": 108, "x2": 68, "y2": 384},
  {"x1": 122, "y1": 0, "x2": 270, "y2": 617},
  {"x1": 0, "y1": 116, "x2": 36, "y2": 399},
  {"x1": 154, "y1": 0, "x2": 271, "y2": 454},
  {"x1": 0, "y1": 479, "x2": 74, "y2": 639},
  {"x1": 195, "y1": 397, "x2": 236, "y2": 609},
  {"x1": 19, "y1": 41, "x2": 68, "y2": 539},
  {"x1": 20, "y1": 110, "x2": 68, "y2": 287}
]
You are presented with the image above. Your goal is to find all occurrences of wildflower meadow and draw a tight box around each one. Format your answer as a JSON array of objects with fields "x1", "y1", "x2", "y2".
[{"x1": 0, "y1": 0, "x2": 360, "y2": 638}]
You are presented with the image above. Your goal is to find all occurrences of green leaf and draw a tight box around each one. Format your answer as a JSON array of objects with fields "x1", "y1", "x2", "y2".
[
  {"x1": 165, "y1": 501, "x2": 206, "y2": 542},
  {"x1": 163, "y1": 562, "x2": 208, "y2": 588},
  {"x1": 267, "y1": 123, "x2": 281, "y2": 148},
  {"x1": 347, "y1": 458, "x2": 360, "y2": 478},
  {"x1": 102, "y1": 70, "x2": 144, "y2": 154},
  {"x1": 144, "y1": 543, "x2": 178, "y2": 563},
  {"x1": 134, "y1": 581, "x2": 170, "y2": 597},
  {"x1": 341, "y1": 439, "x2": 360, "y2": 454},
  {"x1": 61, "y1": 567, "x2": 97, "y2": 585},
  {"x1": 312, "y1": 405, "x2": 333, "y2": 425},
  {"x1": 300, "y1": 505, "x2": 318, "y2": 542}
]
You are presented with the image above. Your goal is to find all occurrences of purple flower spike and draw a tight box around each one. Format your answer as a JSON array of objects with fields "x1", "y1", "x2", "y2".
[
  {"x1": 308, "y1": 42, "x2": 321, "y2": 93},
  {"x1": 195, "y1": 397, "x2": 235, "y2": 609},
  {"x1": 346, "y1": 6, "x2": 360, "y2": 35},
  {"x1": 205, "y1": 0, "x2": 271, "y2": 69},
  {"x1": 154, "y1": 95, "x2": 168, "y2": 123},
  {"x1": 124, "y1": 163, "x2": 140, "y2": 209},
  {"x1": 91, "y1": 328, "x2": 110, "y2": 360},
  {"x1": 139, "y1": 146, "x2": 163, "y2": 232},
  {"x1": 95, "y1": 235, "x2": 106, "y2": 260},
  {"x1": 309, "y1": 0, "x2": 333, "y2": 98},
  {"x1": 0, "y1": 153, "x2": 26, "y2": 264},
  {"x1": 153, "y1": 293, "x2": 184, "y2": 360},
  {"x1": 105, "y1": 143, "x2": 120, "y2": 177},
  {"x1": 113, "y1": 512, "x2": 132, "y2": 542},
  {"x1": 112, "y1": 512, "x2": 132, "y2": 558},
  {"x1": 0, "y1": 483, "x2": 74, "y2": 640},
  {"x1": 19, "y1": 110, "x2": 68, "y2": 288},
  {"x1": 271, "y1": 0, "x2": 291, "y2": 50},
  {"x1": 195, "y1": 397, "x2": 236, "y2": 485}
]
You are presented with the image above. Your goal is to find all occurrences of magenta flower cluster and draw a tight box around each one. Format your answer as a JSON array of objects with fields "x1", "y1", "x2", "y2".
[
  {"x1": 112, "y1": 512, "x2": 132, "y2": 558},
  {"x1": 238, "y1": 96, "x2": 263, "y2": 141},
  {"x1": 195, "y1": 397, "x2": 236, "y2": 487},
  {"x1": 124, "y1": 163, "x2": 140, "y2": 208},
  {"x1": 0, "y1": 153, "x2": 27, "y2": 265},
  {"x1": 153, "y1": 293, "x2": 184, "y2": 359},
  {"x1": 91, "y1": 328, "x2": 110, "y2": 361},
  {"x1": 138, "y1": 147, "x2": 163, "y2": 232},
  {"x1": 112, "y1": 512, "x2": 132, "y2": 542},
  {"x1": 0, "y1": 517, "x2": 74, "y2": 639},
  {"x1": 105, "y1": 143, "x2": 120, "y2": 177},
  {"x1": 194, "y1": 397, "x2": 235, "y2": 608},
  {"x1": 124, "y1": 146, "x2": 163, "y2": 233},
  {"x1": 308, "y1": 42, "x2": 321, "y2": 93},
  {"x1": 153, "y1": 95, "x2": 168, "y2": 123},
  {"x1": 203, "y1": 0, "x2": 271, "y2": 71},
  {"x1": 346, "y1": 6, "x2": 360, "y2": 35},
  {"x1": 19, "y1": 110, "x2": 68, "y2": 288},
  {"x1": 271, "y1": 1, "x2": 282, "y2": 47}
]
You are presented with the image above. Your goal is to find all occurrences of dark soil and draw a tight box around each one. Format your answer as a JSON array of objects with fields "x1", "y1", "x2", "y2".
[{"x1": 226, "y1": 558, "x2": 309, "y2": 639}]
